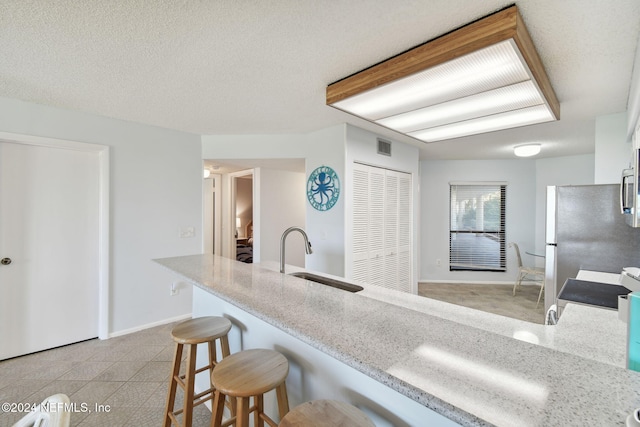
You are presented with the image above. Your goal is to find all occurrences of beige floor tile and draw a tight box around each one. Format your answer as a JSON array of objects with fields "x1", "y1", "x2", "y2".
[
  {"x1": 0, "y1": 322, "x2": 184, "y2": 427},
  {"x1": 87, "y1": 344, "x2": 139, "y2": 362},
  {"x1": 142, "y1": 381, "x2": 170, "y2": 408},
  {"x1": 419, "y1": 282, "x2": 545, "y2": 323},
  {"x1": 105, "y1": 381, "x2": 162, "y2": 407},
  {"x1": 119, "y1": 345, "x2": 166, "y2": 362},
  {"x1": 74, "y1": 405, "x2": 139, "y2": 427},
  {"x1": 129, "y1": 361, "x2": 172, "y2": 382},
  {"x1": 92, "y1": 361, "x2": 147, "y2": 382},
  {"x1": 122, "y1": 405, "x2": 166, "y2": 426},
  {"x1": 69, "y1": 381, "x2": 124, "y2": 407},
  {"x1": 58, "y1": 361, "x2": 115, "y2": 381},
  {"x1": 33, "y1": 341, "x2": 102, "y2": 362},
  {"x1": 24, "y1": 380, "x2": 88, "y2": 404},
  {"x1": 152, "y1": 345, "x2": 176, "y2": 362},
  {"x1": 18, "y1": 360, "x2": 76, "y2": 380},
  {"x1": 0, "y1": 378, "x2": 53, "y2": 402}
]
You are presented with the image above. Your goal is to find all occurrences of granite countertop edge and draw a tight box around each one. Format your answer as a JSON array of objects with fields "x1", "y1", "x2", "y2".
[{"x1": 153, "y1": 254, "x2": 640, "y2": 427}]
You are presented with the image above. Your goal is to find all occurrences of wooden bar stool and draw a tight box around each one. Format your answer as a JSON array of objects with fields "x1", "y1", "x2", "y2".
[
  {"x1": 164, "y1": 316, "x2": 232, "y2": 427},
  {"x1": 279, "y1": 400, "x2": 375, "y2": 427},
  {"x1": 210, "y1": 348, "x2": 290, "y2": 427}
]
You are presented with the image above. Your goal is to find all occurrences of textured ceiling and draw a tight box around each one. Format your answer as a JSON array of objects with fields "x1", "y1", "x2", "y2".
[{"x1": 1, "y1": 0, "x2": 639, "y2": 160}]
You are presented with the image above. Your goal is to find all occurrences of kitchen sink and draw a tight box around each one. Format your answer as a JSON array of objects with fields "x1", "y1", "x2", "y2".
[{"x1": 288, "y1": 271, "x2": 364, "y2": 293}]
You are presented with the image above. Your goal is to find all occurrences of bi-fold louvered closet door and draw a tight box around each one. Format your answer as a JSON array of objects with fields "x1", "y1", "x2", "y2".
[{"x1": 352, "y1": 163, "x2": 412, "y2": 292}]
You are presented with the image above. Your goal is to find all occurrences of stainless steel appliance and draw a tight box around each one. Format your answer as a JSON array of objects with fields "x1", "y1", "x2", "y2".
[
  {"x1": 556, "y1": 278, "x2": 630, "y2": 315},
  {"x1": 621, "y1": 148, "x2": 640, "y2": 227},
  {"x1": 545, "y1": 184, "x2": 640, "y2": 311}
]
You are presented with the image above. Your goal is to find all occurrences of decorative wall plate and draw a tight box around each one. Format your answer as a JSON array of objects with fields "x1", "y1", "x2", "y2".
[{"x1": 307, "y1": 166, "x2": 340, "y2": 211}]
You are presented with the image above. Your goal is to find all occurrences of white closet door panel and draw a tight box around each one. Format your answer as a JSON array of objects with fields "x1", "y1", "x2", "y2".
[
  {"x1": 369, "y1": 253, "x2": 385, "y2": 287},
  {"x1": 353, "y1": 166, "x2": 369, "y2": 254},
  {"x1": 384, "y1": 171, "x2": 399, "y2": 256},
  {"x1": 367, "y1": 165, "x2": 385, "y2": 287},
  {"x1": 382, "y1": 253, "x2": 399, "y2": 290},
  {"x1": 369, "y1": 167, "x2": 385, "y2": 253},
  {"x1": 398, "y1": 173, "x2": 412, "y2": 250},
  {"x1": 397, "y1": 172, "x2": 412, "y2": 292},
  {"x1": 398, "y1": 250, "x2": 412, "y2": 292},
  {"x1": 351, "y1": 163, "x2": 412, "y2": 292},
  {"x1": 352, "y1": 257, "x2": 369, "y2": 284}
]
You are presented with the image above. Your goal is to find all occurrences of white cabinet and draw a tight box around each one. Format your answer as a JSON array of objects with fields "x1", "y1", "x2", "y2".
[{"x1": 352, "y1": 163, "x2": 412, "y2": 292}]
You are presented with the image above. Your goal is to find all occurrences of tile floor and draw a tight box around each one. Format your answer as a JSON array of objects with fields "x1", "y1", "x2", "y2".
[
  {"x1": 0, "y1": 322, "x2": 212, "y2": 427},
  {"x1": 1, "y1": 284, "x2": 543, "y2": 426},
  {"x1": 418, "y1": 282, "x2": 546, "y2": 324}
]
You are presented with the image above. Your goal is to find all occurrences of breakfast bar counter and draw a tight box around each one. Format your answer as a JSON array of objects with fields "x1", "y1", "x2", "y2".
[{"x1": 155, "y1": 254, "x2": 640, "y2": 426}]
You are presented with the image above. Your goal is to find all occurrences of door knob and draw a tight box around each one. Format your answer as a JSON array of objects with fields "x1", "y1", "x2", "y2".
[{"x1": 1, "y1": 258, "x2": 11, "y2": 265}]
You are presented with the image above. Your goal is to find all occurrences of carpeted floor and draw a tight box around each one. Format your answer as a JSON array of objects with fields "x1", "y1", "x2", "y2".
[{"x1": 418, "y1": 282, "x2": 545, "y2": 324}]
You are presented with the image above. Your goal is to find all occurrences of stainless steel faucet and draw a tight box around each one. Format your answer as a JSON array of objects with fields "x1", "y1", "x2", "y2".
[{"x1": 280, "y1": 226, "x2": 313, "y2": 273}]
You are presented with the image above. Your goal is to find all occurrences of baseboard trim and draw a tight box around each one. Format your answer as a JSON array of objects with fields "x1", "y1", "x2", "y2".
[
  {"x1": 108, "y1": 313, "x2": 192, "y2": 339},
  {"x1": 418, "y1": 279, "x2": 541, "y2": 286}
]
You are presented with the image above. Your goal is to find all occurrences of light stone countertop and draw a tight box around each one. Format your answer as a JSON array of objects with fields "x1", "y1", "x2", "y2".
[{"x1": 155, "y1": 254, "x2": 640, "y2": 427}]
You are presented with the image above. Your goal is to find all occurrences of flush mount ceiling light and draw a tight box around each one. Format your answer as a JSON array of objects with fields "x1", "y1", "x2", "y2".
[
  {"x1": 326, "y1": 5, "x2": 559, "y2": 143},
  {"x1": 514, "y1": 143, "x2": 541, "y2": 157}
]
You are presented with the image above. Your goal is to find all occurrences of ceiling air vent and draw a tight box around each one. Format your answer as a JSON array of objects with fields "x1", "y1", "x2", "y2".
[{"x1": 377, "y1": 138, "x2": 391, "y2": 156}]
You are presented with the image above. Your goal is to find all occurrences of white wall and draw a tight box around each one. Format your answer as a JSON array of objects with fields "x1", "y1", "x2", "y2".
[
  {"x1": 422, "y1": 155, "x2": 596, "y2": 283},
  {"x1": 202, "y1": 133, "x2": 308, "y2": 159},
  {"x1": 254, "y1": 168, "x2": 306, "y2": 267},
  {"x1": 0, "y1": 93, "x2": 624, "y2": 332},
  {"x1": 0, "y1": 96, "x2": 202, "y2": 335},
  {"x1": 303, "y1": 126, "x2": 346, "y2": 276},
  {"x1": 201, "y1": 125, "x2": 347, "y2": 276},
  {"x1": 420, "y1": 159, "x2": 536, "y2": 283},
  {"x1": 595, "y1": 112, "x2": 630, "y2": 184},
  {"x1": 344, "y1": 125, "x2": 420, "y2": 291}
]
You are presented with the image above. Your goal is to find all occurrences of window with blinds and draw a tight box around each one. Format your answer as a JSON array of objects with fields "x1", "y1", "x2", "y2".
[{"x1": 449, "y1": 183, "x2": 506, "y2": 272}]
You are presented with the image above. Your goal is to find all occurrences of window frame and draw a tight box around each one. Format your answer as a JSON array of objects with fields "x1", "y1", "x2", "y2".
[{"x1": 449, "y1": 182, "x2": 507, "y2": 272}]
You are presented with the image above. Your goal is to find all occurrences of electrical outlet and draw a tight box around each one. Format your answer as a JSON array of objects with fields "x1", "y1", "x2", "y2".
[
  {"x1": 170, "y1": 282, "x2": 180, "y2": 296},
  {"x1": 436, "y1": 258, "x2": 442, "y2": 267},
  {"x1": 179, "y1": 226, "x2": 195, "y2": 238}
]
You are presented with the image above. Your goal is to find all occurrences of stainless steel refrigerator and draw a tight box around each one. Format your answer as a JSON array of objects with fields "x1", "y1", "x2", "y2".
[{"x1": 545, "y1": 184, "x2": 640, "y2": 311}]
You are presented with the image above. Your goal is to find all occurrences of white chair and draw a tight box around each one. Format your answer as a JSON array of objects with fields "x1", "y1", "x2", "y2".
[
  {"x1": 510, "y1": 242, "x2": 545, "y2": 307},
  {"x1": 12, "y1": 394, "x2": 71, "y2": 427}
]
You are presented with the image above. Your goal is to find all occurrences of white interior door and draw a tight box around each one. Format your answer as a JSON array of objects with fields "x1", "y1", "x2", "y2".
[{"x1": 0, "y1": 141, "x2": 100, "y2": 360}]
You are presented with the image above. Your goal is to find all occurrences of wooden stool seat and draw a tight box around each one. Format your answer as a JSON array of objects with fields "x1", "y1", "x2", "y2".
[
  {"x1": 171, "y1": 316, "x2": 232, "y2": 344},
  {"x1": 164, "y1": 316, "x2": 232, "y2": 427},
  {"x1": 211, "y1": 349, "x2": 290, "y2": 427},
  {"x1": 279, "y1": 400, "x2": 375, "y2": 427}
]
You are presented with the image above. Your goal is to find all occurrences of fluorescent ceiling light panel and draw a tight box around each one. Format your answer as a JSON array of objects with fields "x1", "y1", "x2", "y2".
[
  {"x1": 409, "y1": 105, "x2": 552, "y2": 142},
  {"x1": 333, "y1": 40, "x2": 531, "y2": 121},
  {"x1": 326, "y1": 5, "x2": 559, "y2": 143},
  {"x1": 377, "y1": 80, "x2": 545, "y2": 133}
]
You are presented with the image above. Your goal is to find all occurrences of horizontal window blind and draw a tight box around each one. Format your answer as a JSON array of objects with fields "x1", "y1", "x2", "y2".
[{"x1": 449, "y1": 183, "x2": 506, "y2": 272}]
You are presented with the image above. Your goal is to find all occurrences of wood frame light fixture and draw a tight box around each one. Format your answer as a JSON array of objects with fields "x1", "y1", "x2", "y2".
[{"x1": 326, "y1": 5, "x2": 559, "y2": 142}]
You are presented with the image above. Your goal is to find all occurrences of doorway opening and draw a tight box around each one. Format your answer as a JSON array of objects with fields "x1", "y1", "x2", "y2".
[
  {"x1": 202, "y1": 158, "x2": 305, "y2": 265},
  {"x1": 233, "y1": 172, "x2": 254, "y2": 263}
]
